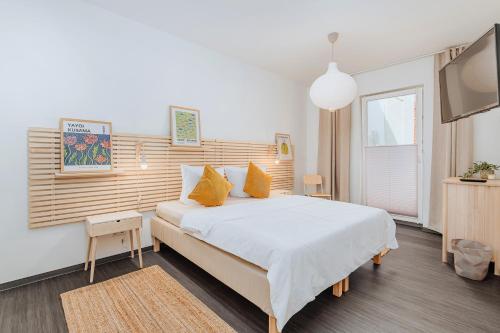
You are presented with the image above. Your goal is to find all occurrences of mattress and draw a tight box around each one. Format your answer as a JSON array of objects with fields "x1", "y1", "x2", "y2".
[{"x1": 156, "y1": 196, "x2": 264, "y2": 227}]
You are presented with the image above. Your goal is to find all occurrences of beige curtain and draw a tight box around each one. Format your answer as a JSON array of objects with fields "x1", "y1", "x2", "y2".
[
  {"x1": 317, "y1": 105, "x2": 351, "y2": 202},
  {"x1": 428, "y1": 46, "x2": 473, "y2": 232}
]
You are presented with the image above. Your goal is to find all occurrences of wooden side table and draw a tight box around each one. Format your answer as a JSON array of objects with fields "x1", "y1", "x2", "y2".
[{"x1": 85, "y1": 210, "x2": 143, "y2": 283}]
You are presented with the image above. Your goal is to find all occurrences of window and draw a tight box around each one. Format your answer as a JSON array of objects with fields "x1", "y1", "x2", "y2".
[
  {"x1": 362, "y1": 87, "x2": 422, "y2": 222},
  {"x1": 366, "y1": 94, "x2": 417, "y2": 146}
]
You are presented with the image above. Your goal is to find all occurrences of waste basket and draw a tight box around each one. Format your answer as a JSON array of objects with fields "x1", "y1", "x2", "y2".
[{"x1": 451, "y1": 239, "x2": 492, "y2": 281}]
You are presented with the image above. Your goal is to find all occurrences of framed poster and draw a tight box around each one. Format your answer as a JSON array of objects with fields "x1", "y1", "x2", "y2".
[
  {"x1": 275, "y1": 133, "x2": 293, "y2": 161},
  {"x1": 60, "y1": 118, "x2": 113, "y2": 173},
  {"x1": 170, "y1": 105, "x2": 201, "y2": 147}
]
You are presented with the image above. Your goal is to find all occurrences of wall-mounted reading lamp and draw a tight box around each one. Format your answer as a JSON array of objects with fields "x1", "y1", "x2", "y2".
[
  {"x1": 268, "y1": 144, "x2": 280, "y2": 165},
  {"x1": 136, "y1": 142, "x2": 148, "y2": 170}
]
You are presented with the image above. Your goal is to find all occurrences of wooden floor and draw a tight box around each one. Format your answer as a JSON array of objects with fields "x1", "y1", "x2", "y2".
[{"x1": 1, "y1": 225, "x2": 499, "y2": 333}]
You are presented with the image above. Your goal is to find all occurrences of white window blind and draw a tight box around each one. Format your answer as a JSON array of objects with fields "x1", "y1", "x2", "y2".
[{"x1": 365, "y1": 144, "x2": 418, "y2": 217}]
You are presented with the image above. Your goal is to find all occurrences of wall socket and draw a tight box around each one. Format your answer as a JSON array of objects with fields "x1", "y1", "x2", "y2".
[{"x1": 111, "y1": 232, "x2": 127, "y2": 249}]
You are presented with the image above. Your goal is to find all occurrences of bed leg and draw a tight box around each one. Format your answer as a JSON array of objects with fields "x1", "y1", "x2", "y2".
[
  {"x1": 152, "y1": 237, "x2": 160, "y2": 252},
  {"x1": 332, "y1": 281, "x2": 343, "y2": 297},
  {"x1": 372, "y1": 253, "x2": 382, "y2": 265},
  {"x1": 342, "y1": 276, "x2": 349, "y2": 292},
  {"x1": 269, "y1": 316, "x2": 280, "y2": 333}
]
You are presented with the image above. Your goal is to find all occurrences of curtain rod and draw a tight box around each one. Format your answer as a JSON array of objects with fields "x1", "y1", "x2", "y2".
[{"x1": 351, "y1": 43, "x2": 469, "y2": 76}]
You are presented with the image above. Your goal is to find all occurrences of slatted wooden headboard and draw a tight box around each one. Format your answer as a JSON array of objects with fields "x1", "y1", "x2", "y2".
[{"x1": 28, "y1": 128, "x2": 294, "y2": 228}]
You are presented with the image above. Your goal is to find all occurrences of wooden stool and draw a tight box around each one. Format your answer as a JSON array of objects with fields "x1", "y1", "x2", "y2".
[
  {"x1": 303, "y1": 174, "x2": 332, "y2": 200},
  {"x1": 85, "y1": 210, "x2": 143, "y2": 283}
]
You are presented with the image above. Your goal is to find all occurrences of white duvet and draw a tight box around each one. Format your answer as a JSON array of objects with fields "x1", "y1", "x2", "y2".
[{"x1": 180, "y1": 195, "x2": 398, "y2": 330}]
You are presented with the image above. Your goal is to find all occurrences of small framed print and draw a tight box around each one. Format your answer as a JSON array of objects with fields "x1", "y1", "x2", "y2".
[
  {"x1": 60, "y1": 118, "x2": 113, "y2": 173},
  {"x1": 170, "y1": 105, "x2": 201, "y2": 147},
  {"x1": 275, "y1": 133, "x2": 293, "y2": 161}
]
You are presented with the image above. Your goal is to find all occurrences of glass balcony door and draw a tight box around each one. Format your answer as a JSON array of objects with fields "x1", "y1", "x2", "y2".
[{"x1": 361, "y1": 87, "x2": 423, "y2": 223}]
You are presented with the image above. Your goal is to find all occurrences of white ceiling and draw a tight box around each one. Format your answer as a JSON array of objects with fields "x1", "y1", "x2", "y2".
[{"x1": 85, "y1": 0, "x2": 500, "y2": 84}]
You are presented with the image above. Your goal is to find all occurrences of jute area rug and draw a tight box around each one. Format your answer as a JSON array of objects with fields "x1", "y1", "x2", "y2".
[{"x1": 60, "y1": 265, "x2": 236, "y2": 333}]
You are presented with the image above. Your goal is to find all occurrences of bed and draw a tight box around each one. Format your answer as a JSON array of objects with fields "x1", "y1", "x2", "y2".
[{"x1": 151, "y1": 195, "x2": 398, "y2": 333}]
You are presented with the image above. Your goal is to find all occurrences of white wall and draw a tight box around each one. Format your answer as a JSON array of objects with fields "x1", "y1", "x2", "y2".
[
  {"x1": 473, "y1": 107, "x2": 500, "y2": 166},
  {"x1": 0, "y1": 0, "x2": 308, "y2": 284}
]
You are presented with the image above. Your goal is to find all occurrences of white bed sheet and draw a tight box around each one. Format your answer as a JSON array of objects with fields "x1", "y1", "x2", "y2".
[
  {"x1": 180, "y1": 195, "x2": 398, "y2": 330},
  {"x1": 156, "y1": 196, "x2": 263, "y2": 227}
]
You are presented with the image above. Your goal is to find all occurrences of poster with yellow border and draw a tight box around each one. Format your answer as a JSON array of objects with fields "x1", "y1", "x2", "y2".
[{"x1": 275, "y1": 133, "x2": 293, "y2": 161}]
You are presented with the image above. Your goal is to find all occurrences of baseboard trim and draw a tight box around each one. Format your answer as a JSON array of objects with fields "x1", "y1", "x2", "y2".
[
  {"x1": 395, "y1": 220, "x2": 443, "y2": 236},
  {"x1": 0, "y1": 246, "x2": 152, "y2": 292},
  {"x1": 421, "y1": 227, "x2": 442, "y2": 236},
  {"x1": 395, "y1": 220, "x2": 421, "y2": 228}
]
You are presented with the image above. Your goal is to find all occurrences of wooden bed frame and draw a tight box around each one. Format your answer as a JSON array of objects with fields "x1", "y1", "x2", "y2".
[{"x1": 150, "y1": 215, "x2": 386, "y2": 333}]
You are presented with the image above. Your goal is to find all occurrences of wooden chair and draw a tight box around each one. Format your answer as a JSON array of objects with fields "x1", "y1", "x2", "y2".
[{"x1": 303, "y1": 175, "x2": 332, "y2": 200}]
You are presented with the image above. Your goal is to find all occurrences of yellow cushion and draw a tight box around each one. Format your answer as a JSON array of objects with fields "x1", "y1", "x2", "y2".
[
  {"x1": 243, "y1": 162, "x2": 272, "y2": 198},
  {"x1": 188, "y1": 165, "x2": 233, "y2": 207}
]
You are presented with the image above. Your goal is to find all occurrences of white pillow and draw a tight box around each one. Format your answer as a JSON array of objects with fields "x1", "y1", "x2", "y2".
[
  {"x1": 225, "y1": 164, "x2": 267, "y2": 198},
  {"x1": 180, "y1": 165, "x2": 224, "y2": 205}
]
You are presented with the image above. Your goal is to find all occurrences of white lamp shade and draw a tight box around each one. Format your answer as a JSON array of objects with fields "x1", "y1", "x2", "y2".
[{"x1": 309, "y1": 62, "x2": 357, "y2": 111}]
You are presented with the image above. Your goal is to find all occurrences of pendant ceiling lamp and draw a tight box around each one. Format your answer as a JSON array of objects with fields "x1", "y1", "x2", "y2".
[{"x1": 309, "y1": 32, "x2": 357, "y2": 111}]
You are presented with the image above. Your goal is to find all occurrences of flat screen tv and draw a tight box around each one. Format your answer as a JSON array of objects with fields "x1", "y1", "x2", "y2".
[{"x1": 439, "y1": 24, "x2": 500, "y2": 123}]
